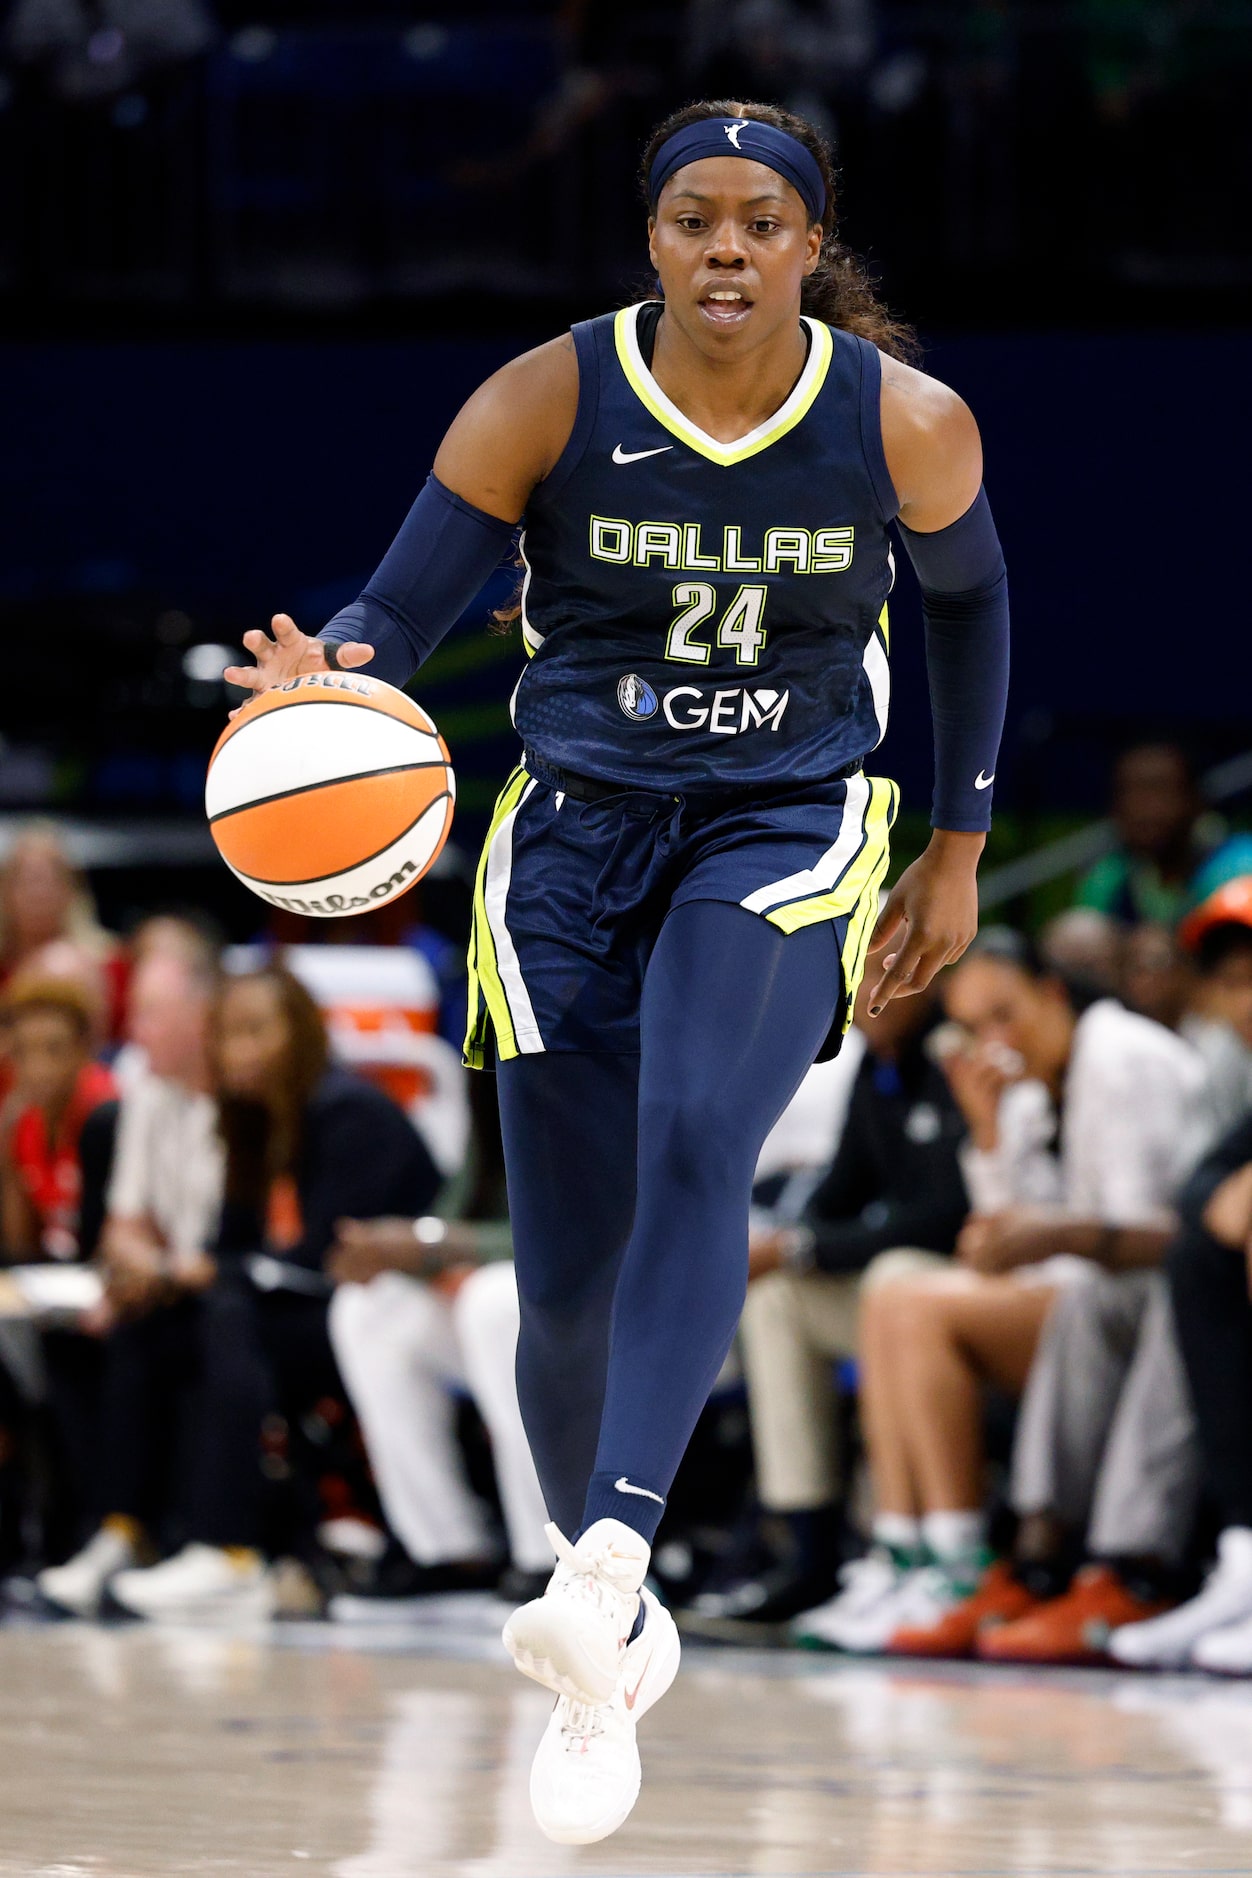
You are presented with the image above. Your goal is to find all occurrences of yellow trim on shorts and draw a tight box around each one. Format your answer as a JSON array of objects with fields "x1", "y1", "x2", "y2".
[
  {"x1": 464, "y1": 765, "x2": 530, "y2": 1070},
  {"x1": 765, "y1": 776, "x2": 898, "y2": 1032}
]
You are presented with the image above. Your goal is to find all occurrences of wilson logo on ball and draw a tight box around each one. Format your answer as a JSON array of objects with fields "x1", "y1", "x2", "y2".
[{"x1": 204, "y1": 672, "x2": 455, "y2": 918}]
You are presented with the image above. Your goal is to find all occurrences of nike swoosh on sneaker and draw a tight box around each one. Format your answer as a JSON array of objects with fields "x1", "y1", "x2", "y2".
[
  {"x1": 614, "y1": 1477, "x2": 665, "y2": 1504},
  {"x1": 974, "y1": 770, "x2": 995, "y2": 789},
  {"x1": 612, "y1": 444, "x2": 673, "y2": 464},
  {"x1": 623, "y1": 1652, "x2": 652, "y2": 1710}
]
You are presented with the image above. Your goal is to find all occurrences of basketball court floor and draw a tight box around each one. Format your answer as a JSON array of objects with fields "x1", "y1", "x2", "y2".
[{"x1": 0, "y1": 1601, "x2": 1248, "y2": 1877}]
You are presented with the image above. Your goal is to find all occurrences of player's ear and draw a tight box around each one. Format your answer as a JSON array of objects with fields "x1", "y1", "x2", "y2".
[
  {"x1": 646, "y1": 216, "x2": 658, "y2": 270},
  {"x1": 802, "y1": 222, "x2": 823, "y2": 275}
]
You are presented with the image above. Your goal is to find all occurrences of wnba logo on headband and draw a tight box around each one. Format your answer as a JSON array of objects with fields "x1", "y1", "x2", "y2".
[{"x1": 648, "y1": 115, "x2": 827, "y2": 225}]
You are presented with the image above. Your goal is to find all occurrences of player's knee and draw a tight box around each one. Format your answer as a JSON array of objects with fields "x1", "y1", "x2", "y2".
[{"x1": 638, "y1": 1080, "x2": 749, "y2": 1190}]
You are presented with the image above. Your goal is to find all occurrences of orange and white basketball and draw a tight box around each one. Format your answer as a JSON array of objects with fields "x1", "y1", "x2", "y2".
[{"x1": 205, "y1": 672, "x2": 454, "y2": 917}]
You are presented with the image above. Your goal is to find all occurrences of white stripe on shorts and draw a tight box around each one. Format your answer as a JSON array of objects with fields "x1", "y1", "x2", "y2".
[
  {"x1": 484, "y1": 779, "x2": 545, "y2": 1054},
  {"x1": 739, "y1": 772, "x2": 872, "y2": 918}
]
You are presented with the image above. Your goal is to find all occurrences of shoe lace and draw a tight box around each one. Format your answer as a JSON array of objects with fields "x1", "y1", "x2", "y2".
[
  {"x1": 559, "y1": 1698, "x2": 606, "y2": 1746},
  {"x1": 546, "y1": 1523, "x2": 633, "y2": 1619}
]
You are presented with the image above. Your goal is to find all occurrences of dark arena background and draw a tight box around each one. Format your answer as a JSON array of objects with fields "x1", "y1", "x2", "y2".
[{"x1": 1, "y1": 4, "x2": 1252, "y2": 1875}]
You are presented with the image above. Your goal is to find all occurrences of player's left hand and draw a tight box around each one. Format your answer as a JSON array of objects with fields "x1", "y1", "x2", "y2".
[
  {"x1": 865, "y1": 829, "x2": 984, "y2": 1014},
  {"x1": 223, "y1": 613, "x2": 374, "y2": 705}
]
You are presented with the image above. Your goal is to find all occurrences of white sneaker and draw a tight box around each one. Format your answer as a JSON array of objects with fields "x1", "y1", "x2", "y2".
[
  {"x1": 1193, "y1": 1607, "x2": 1252, "y2": 1675},
  {"x1": 503, "y1": 1519, "x2": 649, "y2": 1705},
  {"x1": 1110, "y1": 1529, "x2": 1252, "y2": 1670},
  {"x1": 530, "y1": 1585, "x2": 680, "y2": 1845},
  {"x1": 38, "y1": 1526, "x2": 139, "y2": 1618},
  {"x1": 796, "y1": 1560, "x2": 961, "y2": 1655},
  {"x1": 791, "y1": 1549, "x2": 906, "y2": 1651},
  {"x1": 110, "y1": 1543, "x2": 272, "y2": 1622}
]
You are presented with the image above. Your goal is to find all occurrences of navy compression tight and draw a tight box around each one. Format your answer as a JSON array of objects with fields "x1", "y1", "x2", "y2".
[{"x1": 496, "y1": 898, "x2": 841, "y2": 1545}]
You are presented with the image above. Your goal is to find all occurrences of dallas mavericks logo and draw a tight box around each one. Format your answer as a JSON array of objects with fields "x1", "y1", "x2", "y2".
[
  {"x1": 724, "y1": 119, "x2": 750, "y2": 149},
  {"x1": 617, "y1": 674, "x2": 659, "y2": 720}
]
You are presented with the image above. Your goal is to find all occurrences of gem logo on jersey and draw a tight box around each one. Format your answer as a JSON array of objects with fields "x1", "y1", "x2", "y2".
[
  {"x1": 661, "y1": 684, "x2": 791, "y2": 735},
  {"x1": 617, "y1": 674, "x2": 659, "y2": 719}
]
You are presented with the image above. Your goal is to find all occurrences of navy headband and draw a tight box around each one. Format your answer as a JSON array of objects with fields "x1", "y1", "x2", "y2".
[{"x1": 648, "y1": 116, "x2": 826, "y2": 225}]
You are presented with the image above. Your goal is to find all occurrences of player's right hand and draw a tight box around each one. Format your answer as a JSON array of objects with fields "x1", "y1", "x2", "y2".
[{"x1": 223, "y1": 612, "x2": 374, "y2": 699}]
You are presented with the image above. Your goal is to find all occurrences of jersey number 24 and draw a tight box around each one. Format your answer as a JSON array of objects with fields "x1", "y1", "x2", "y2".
[{"x1": 666, "y1": 582, "x2": 768, "y2": 667}]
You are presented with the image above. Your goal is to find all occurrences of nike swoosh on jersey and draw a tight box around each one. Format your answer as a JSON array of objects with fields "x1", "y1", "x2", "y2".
[
  {"x1": 974, "y1": 770, "x2": 995, "y2": 789},
  {"x1": 614, "y1": 1476, "x2": 666, "y2": 1503},
  {"x1": 612, "y1": 444, "x2": 674, "y2": 464}
]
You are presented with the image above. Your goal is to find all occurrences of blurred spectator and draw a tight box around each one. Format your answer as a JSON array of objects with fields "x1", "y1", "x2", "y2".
[
  {"x1": 1185, "y1": 830, "x2": 1252, "y2": 913},
  {"x1": 885, "y1": 928, "x2": 1214, "y2": 1663},
  {"x1": 104, "y1": 966, "x2": 441, "y2": 1621},
  {"x1": 0, "y1": 828, "x2": 126, "y2": 1043},
  {"x1": 327, "y1": 1220, "x2": 549, "y2": 1611},
  {"x1": 0, "y1": 977, "x2": 115, "y2": 1262},
  {"x1": 1177, "y1": 879, "x2": 1252, "y2": 1132},
  {"x1": 793, "y1": 927, "x2": 1205, "y2": 1655},
  {"x1": 1111, "y1": 1113, "x2": 1252, "y2": 1672},
  {"x1": 36, "y1": 937, "x2": 224, "y2": 1616},
  {"x1": 1039, "y1": 908, "x2": 1123, "y2": 997},
  {"x1": 1075, "y1": 743, "x2": 1211, "y2": 927},
  {"x1": 1121, "y1": 920, "x2": 1188, "y2": 1028},
  {"x1": 1120, "y1": 909, "x2": 1252, "y2": 1137},
  {"x1": 688, "y1": 979, "x2": 968, "y2": 1629},
  {"x1": 104, "y1": 937, "x2": 223, "y2": 1292},
  {"x1": 965, "y1": 1251, "x2": 1196, "y2": 1666},
  {"x1": 0, "y1": 975, "x2": 115, "y2": 1560}
]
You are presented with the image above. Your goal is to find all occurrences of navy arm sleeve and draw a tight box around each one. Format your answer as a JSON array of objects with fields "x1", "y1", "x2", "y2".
[
  {"x1": 318, "y1": 473, "x2": 517, "y2": 688},
  {"x1": 896, "y1": 485, "x2": 1009, "y2": 833}
]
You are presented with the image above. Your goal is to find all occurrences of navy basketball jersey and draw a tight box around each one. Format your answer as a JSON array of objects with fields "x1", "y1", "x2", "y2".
[{"x1": 511, "y1": 302, "x2": 900, "y2": 794}]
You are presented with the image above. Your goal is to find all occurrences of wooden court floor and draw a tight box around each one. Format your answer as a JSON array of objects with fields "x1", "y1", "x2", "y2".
[{"x1": 0, "y1": 1603, "x2": 1249, "y2": 1877}]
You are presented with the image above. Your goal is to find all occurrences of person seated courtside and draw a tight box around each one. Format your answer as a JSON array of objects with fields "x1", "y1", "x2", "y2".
[
  {"x1": 37, "y1": 931, "x2": 224, "y2": 1617},
  {"x1": 107, "y1": 966, "x2": 442, "y2": 1622},
  {"x1": 946, "y1": 885, "x2": 1252, "y2": 1663},
  {"x1": 0, "y1": 977, "x2": 115, "y2": 1264},
  {"x1": 327, "y1": 1217, "x2": 552, "y2": 1611},
  {"x1": 792, "y1": 927, "x2": 1207, "y2": 1655},
  {"x1": 1109, "y1": 1107, "x2": 1252, "y2": 1671},
  {"x1": 687, "y1": 974, "x2": 969, "y2": 1628}
]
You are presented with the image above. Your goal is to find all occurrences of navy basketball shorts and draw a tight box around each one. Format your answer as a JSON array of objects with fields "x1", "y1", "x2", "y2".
[{"x1": 464, "y1": 759, "x2": 898, "y2": 1068}]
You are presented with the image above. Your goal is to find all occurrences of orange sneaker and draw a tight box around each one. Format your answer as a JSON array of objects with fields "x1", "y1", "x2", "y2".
[
  {"x1": 888, "y1": 1560, "x2": 1040, "y2": 1659},
  {"x1": 976, "y1": 1564, "x2": 1173, "y2": 1666}
]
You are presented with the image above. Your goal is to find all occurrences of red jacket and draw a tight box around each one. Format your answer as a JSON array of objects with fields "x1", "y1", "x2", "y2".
[{"x1": 10, "y1": 1061, "x2": 116, "y2": 1259}]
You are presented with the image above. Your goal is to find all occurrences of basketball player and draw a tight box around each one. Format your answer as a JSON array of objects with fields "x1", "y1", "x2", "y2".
[{"x1": 226, "y1": 101, "x2": 1009, "y2": 1843}]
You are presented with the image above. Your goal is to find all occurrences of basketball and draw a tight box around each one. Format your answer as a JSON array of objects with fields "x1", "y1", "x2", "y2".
[{"x1": 204, "y1": 671, "x2": 455, "y2": 917}]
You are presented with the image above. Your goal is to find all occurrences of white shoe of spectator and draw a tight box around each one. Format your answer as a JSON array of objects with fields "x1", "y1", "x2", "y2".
[
  {"x1": 110, "y1": 1543, "x2": 272, "y2": 1621},
  {"x1": 795, "y1": 1559, "x2": 964, "y2": 1655},
  {"x1": 38, "y1": 1524, "x2": 140, "y2": 1618},
  {"x1": 1192, "y1": 1606, "x2": 1252, "y2": 1675},
  {"x1": 791, "y1": 1550, "x2": 907, "y2": 1651},
  {"x1": 1110, "y1": 1529, "x2": 1252, "y2": 1670}
]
